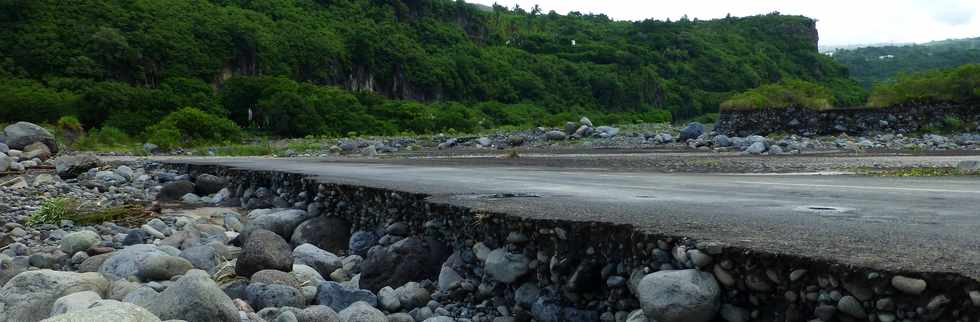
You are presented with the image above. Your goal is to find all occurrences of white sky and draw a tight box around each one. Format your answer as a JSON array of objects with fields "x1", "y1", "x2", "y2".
[{"x1": 468, "y1": 0, "x2": 980, "y2": 46}]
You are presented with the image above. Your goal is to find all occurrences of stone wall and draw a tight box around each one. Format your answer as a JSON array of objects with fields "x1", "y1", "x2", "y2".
[
  {"x1": 169, "y1": 163, "x2": 980, "y2": 322},
  {"x1": 715, "y1": 104, "x2": 980, "y2": 137}
]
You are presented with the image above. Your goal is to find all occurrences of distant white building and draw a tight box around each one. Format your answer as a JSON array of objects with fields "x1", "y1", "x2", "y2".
[
  {"x1": 878, "y1": 54, "x2": 895, "y2": 60},
  {"x1": 571, "y1": 40, "x2": 577, "y2": 46}
]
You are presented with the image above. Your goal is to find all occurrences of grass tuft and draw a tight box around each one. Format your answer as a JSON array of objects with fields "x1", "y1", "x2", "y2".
[
  {"x1": 28, "y1": 197, "x2": 150, "y2": 226},
  {"x1": 28, "y1": 197, "x2": 82, "y2": 225}
]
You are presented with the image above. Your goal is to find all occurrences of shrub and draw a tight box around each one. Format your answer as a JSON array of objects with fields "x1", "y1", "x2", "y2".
[
  {"x1": 73, "y1": 126, "x2": 134, "y2": 151},
  {"x1": 944, "y1": 116, "x2": 964, "y2": 131},
  {"x1": 147, "y1": 126, "x2": 182, "y2": 150},
  {"x1": 54, "y1": 115, "x2": 84, "y2": 146},
  {"x1": 720, "y1": 79, "x2": 835, "y2": 110},
  {"x1": 868, "y1": 64, "x2": 980, "y2": 107},
  {"x1": 145, "y1": 107, "x2": 242, "y2": 147},
  {"x1": 56, "y1": 116, "x2": 82, "y2": 131}
]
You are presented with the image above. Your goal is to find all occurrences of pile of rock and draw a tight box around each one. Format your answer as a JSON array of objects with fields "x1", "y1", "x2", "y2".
[{"x1": 1, "y1": 122, "x2": 59, "y2": 172}]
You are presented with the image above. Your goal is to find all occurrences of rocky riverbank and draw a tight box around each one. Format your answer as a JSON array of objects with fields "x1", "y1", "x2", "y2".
[
  {"x1": 254, "y1": 119, "x2": 980, "y2": 159},
  {"x1": 1, "y1": 155, "x2": 979, "y2": 322}
]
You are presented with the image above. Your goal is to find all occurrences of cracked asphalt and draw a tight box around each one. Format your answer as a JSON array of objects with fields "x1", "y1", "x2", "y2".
[{"x1": 155, "y1": 152, "x2": 980, "y2": 279}]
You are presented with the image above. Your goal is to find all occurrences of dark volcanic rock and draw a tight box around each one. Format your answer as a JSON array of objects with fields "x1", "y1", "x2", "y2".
[
  {"x1": 245, "y1": 282, "x2": 305, "y2": 311},
  {"x1": 358, "y1": 237, "x2": 449, "y2": 293},
  {"x1": 291, "y1": 216, "x2": 351, "y2": 253},
  {"x1": 316, "y1": 281, "x2": 378, "y2": 312},
  {"x1": 158, "y1": 180, "x2": 195, "y2": 201},
  {"x1": 195, "y1": 174, "x2": 228, "y2": 195}
]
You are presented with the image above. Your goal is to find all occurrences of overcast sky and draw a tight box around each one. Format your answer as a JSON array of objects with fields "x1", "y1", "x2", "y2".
[{"x1": 468, "y1": 0, "x2": 980, "y2": 46}]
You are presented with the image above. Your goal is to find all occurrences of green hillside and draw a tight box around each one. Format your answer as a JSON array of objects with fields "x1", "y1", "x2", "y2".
[
  {"x1": 0, "y1": 0, "x2": 855, "y2": 141},
  {"x1": 830, "y1": 37, "x2": 980, "y2": 88}
]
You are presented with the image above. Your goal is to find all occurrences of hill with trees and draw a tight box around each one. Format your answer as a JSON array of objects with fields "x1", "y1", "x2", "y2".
[
  {"x1": 0, "y1": 0, "x2": 858, "y2": 144},
  {"x1": 867, "y1": 63, "x2": 980, "y2": 107},
  {"x1": 829, "y1": 37, "x2": 980, "y2": 88}
]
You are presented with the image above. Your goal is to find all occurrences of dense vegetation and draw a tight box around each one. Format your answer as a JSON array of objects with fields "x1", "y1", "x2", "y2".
[
  {"x1": 830, "y1": 37, "x2": 980, "y2": 88},
  {"x1": 867, "y1": 63, "x2": 980, "y2": 107},
  {"x1": 0, "y1": 0, "x2": 857, "y2": 144},
  {"x1": 720, "y1": 79, "x2": 835, "y2": 110}
]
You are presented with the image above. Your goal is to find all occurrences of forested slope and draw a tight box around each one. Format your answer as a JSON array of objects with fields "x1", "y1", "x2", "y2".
[
  {"x1": 0, "y1": 0, "x2": 856, "y2": 140},
  {"x1": 830, "y1": 37, "x2": 980, "y2": 88}
]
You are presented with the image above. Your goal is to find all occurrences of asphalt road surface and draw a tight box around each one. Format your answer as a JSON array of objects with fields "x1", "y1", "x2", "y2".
[{"x1": 162, "y1": 156, "x2": 980, "y2": 279}]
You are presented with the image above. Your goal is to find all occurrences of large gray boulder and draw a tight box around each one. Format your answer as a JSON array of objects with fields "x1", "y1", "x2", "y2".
[
  {"x1": 745, "y1": 141, "x2": 767, "y2": 154},
  {"x1": 134, "y1": 255, "x2": 193, "y2": 281},
  {"x1": 162, "y1": 223, "x2": 227, "y2": 250},
  {"x1": 358, "y1": 237, "x2": 449, "y2": 293},
  {"x1": 4, "y1": 122, "x2": 57, "y2": 154},
  {"x1": 544, "y1": 131, "x2": 567, "y2": 141},
  {"x1": 245, "y1": 282, "x2": 306, "y2": 311},
  {"x1": 316, "y1": 281, "x2": 378, "y2": 312},
  {"x1": 290, "y1": 264, "x2": 327, "y2": 285},
  {"x1": 99, "y1": 244, "x2": 169, "y2": 280},
  {"x1": 23, "y1": 142, "x2": 52, "y2": 160},
  {"x1": 394, "y1": 282, "x2": 429, "y2": 310},
  {"x1": 291, "y1": 216, "x2": 351, "y2": 254},
  {"x1": 241, "y1": 209, "x2": 313, "y2": 241},
  {"x1": 337, "y1": 301, "x2": 386, "y2": 322},
  {"x1": 52, "y1": 154, "x2": 102, "y2": 179},
  {"x1": 179, "y1": 244, "x2": 223, "y2": 273},
  {"x1": 43, "y1": 300, "x2": 162, "y2": 322},
  {"x1": 637, "y1": 269, "x2": 720, "y2": 322},
  {"x1": 0, "y1": 270, "x2": 110, "y2": 322},
  {"x1": 195, "y1": 174, "x2": 228, "y2": 195},
  {"x1": 50, "y1": 290, "x2": 103, "y2": 316},
  {"x1": 678, "y1": 122, "x2": 705, "y2": 141},
  {"x1": 143, "y1": 269, "x2": 238, "y2": 322},
  {"x1": 293, "y1": 243, "x2": 342, "y2": 277},
  {"x1": 158, "y1": 180, "x2": 195, "y2": 201},
  {"x1": 61, "y1": 230, "x2": 100, "y2": 254},
  {"x1": 348, "y1": 231, "x2": 378, "y2": 257},
  {"x1": 484, "y1": 248, "x2": 530, "y2": 283},
  {"x1": 237, "y1": 229, "x2": 293, "y2": 278}
]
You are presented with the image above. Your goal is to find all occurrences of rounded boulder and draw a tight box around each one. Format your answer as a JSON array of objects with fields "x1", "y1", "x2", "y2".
[
  {"x1": 637, "y1": 269, "x2": 720, "y2": 322},
  {"x1": 237, "y1": 229, "x2": 293, "y2": 278}
]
